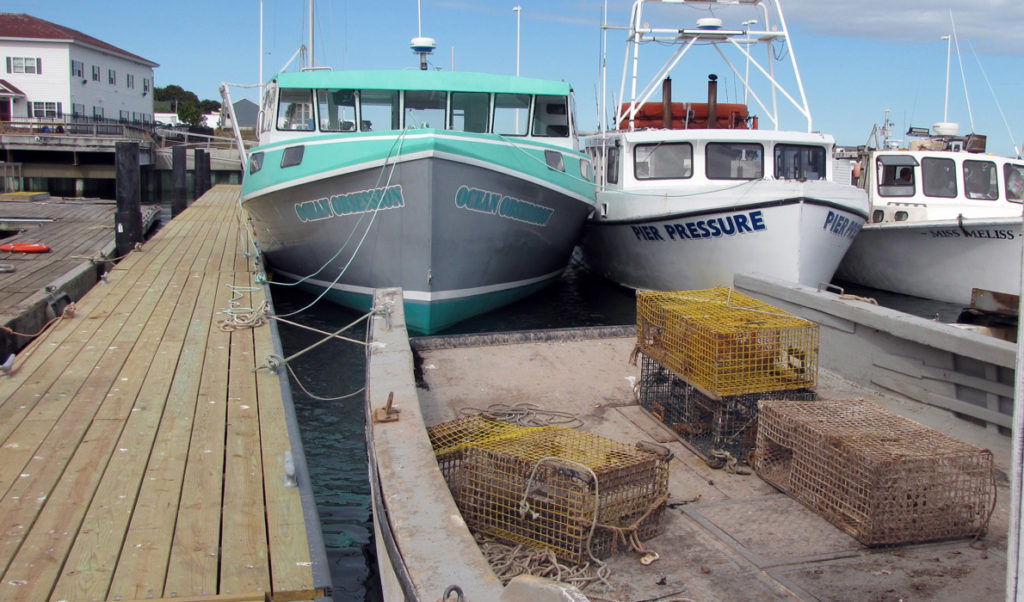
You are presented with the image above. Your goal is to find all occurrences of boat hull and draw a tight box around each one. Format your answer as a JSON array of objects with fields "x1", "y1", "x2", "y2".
[
  {"x1": 242, "y1": 154, "x2": 592, "y2": 333},
  {"x1": 580, "y1": 198, "x2": 865, "y2": 291},
  {"x1": 835, "y1": 217, "x2": 1022, "y2": 305}
]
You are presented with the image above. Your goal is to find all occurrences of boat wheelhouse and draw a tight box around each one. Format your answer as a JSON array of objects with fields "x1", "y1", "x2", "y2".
[
  {"x1": 239, "y1": 69, "x2": 597, "y2": 333},
  {"x1": 578, "y1": 0, "x2": 868, "y2": 293},
  {"x1": 836, "y1": 123, "x2": 1024, "y2": 304}
]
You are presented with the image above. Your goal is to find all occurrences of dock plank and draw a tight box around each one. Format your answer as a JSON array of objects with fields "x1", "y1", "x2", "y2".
[{"x1": 0, "y1": 186, "x2": 325, "y2": 601}]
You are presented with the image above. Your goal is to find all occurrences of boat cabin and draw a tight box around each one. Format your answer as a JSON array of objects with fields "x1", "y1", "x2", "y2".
[
  {"x1": 258, "y1": 70, "x2": 579, "y2": 149},
  {"x1": 865, "y1": 148, "x2": 1024, "y2": 223},
  {"x1": 585, "y1": 129, "x2": 834, "y2": 190}
]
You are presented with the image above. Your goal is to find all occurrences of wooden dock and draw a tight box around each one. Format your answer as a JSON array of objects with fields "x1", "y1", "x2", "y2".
[
  {"x1": 0, "y1": 196, "x2": 161, "y2": 359},
  {"x1": 0, "y1": 185, "x2": 329, "y2": 601}
]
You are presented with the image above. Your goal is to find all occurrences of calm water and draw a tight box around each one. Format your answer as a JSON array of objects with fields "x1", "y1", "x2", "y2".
[{"x1": 269, "y1": 260, "x2": 963, "y2": 601}]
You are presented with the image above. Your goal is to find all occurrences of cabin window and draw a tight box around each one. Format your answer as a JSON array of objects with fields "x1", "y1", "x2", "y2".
[
  {"x1": 317, "y1": 89, "x2": 357, "y2": 132},
  {"x1": 404, "y1": 90, "x2": 446, "y2": 129},
  {"x1": 634, "y1": 142, "x2": 692, "y2": 180},
  {"x1": 706, "y1": 143, "x2": 763, "y2": 180},
  {"x1": 451, "y1": 92, "x2": 489, "y2": 133},
  {"x1": 963, "y1": 160, "x2": 998, "y2": 200},
  {"x1": 493, "y1": 93, "x2": 530, "y2": 136},
  {"x1": 261, "y1": 83, "x2": 278, "y2": 134},
  {"x1": 359, "y1": 89, "x2": 400, "y2": 131},
  {"x1": 876, "y1": 155, "x2": 918, "y2": 197},
  {"x1": 773, "y1": 144, "x2": 825, "y2": 181},
  {"x1": 921, "y1": 157, "x2": 957, "y2": 198},
  {"x1": 606, "y1": 146, "x2": 620, "y2": 184},
  {"x1": 277, "y1": 89, "x2": 315, "y2": 131},
  {"x1": 1004, "y1": 164, "x2": 1024, "y2": 203},
  {"x1": 532, "y1": 95, "x2": 569, "y2": 137}
]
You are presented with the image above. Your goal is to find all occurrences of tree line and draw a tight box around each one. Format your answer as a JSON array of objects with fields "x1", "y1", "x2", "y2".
[{"x1": 154, "y1": 85, "x2": 221, "y2": 126}]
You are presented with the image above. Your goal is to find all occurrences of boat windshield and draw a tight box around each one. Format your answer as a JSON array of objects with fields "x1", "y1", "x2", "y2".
[
  {"x1": 634, "y1": 142, "x2": 693, "y2": 180},
  {"x1": 1005, "y1": 164, "x2": 1024, "y2": 202},
  {"x1": 278, "y1": 87, "x2": 572, "y2": 139},
  {"x1": 964, "y1": 160, "x2": 999, "y2": 200},
  {"x1": 774, "y1": 144, "x2": 826, "y2": 181},
  {"x1": 921, "y1": 157, "x2": 957, "y2": 198},
  {"x1": 706, "y1": 143, "x2": 763, "y2": 180}
]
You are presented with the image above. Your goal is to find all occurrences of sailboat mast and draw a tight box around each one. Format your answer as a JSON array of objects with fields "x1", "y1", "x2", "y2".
[{"x1": 308, "y1": 0, "x2": 315, "y2": 68}]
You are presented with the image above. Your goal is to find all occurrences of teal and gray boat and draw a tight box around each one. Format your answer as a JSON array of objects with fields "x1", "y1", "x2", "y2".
[{"x1": 240, "y1": 69, "x2": 597, "y2": 333}]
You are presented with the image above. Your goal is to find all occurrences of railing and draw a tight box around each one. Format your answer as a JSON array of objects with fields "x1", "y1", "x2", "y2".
[
  {"x1": 152, "y1": 127, "x2": 255, "y2": 152},
  {"x1": 0, "y1": 117, "x2": 150, "y2": 141}
]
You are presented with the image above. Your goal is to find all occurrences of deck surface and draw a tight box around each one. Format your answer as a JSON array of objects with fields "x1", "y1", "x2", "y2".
[
  {"x1": 410, "y1": 333, "x2": 1011, "y2": 601},
  {"x1": 0, "y1": 197, "x2": 160, "y2": 357},
  {"x1": 0, "y1": 186, "x2": 324, "y2": 601}
]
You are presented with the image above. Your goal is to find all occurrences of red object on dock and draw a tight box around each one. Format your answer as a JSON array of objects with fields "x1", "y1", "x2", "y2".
[{"x1": 0, "y1": 242, "x2": 51, "y2": 253}]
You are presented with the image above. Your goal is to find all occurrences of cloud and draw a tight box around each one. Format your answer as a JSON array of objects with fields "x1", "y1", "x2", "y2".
[{"x1": 782, "y1": 0, "x2": 1024, "y2": 55}]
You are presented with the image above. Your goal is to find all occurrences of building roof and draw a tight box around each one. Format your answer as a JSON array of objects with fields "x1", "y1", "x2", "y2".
[
  {"x1": 0, "y1": 13, "x2": 158, "y2": 68},
  {"x1": 0, "y1": 79, "x2": 25, "y2": 98}
]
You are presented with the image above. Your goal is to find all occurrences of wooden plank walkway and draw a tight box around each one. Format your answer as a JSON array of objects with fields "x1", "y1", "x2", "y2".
[
  {"x1": 0, "y1": 185, "x2": 327, "y2": 601},
  {"x1": 0, "y1": 197, "x2": 161, "y2": 358}
]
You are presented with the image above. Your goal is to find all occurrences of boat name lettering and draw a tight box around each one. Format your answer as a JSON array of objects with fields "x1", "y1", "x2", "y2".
[
  {"x1": 930, "y1": 228, "x2": 1016, "y2": 240},
  {"x1": 822, "y1": 211, "x2": 862, "y2": 240},
  {"x1": 643, "y1": 211, "x2": 766, "y2": 242},
  {"x1": 455, "y1": 185, "x2": 553, "y2": 226},
  {"x1": 294, "y1": 185, "x2": 405, "y2": 222}
]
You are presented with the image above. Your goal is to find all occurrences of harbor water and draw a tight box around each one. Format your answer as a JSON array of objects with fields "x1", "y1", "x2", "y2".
[{"x1": 269, "y1": 259, "x2": 964, "y2": 601}]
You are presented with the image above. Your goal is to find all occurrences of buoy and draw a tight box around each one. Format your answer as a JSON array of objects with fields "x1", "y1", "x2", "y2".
[{"x1": 0, "y1": 242, "x2": 51, "y2": 253}]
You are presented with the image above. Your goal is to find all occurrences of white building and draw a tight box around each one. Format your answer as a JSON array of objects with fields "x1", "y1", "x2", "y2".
[{"x1": 0, "y1": 13, "x2": 158, "y2": 124}]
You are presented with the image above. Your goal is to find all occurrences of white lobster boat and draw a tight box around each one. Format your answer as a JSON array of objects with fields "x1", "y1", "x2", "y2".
[
  {"x1": 579, "y1": 0, "x2": 868, "y2": 292},
  {"x1": 836, "y1": 117, "x2": 1024, "y2": 305}
]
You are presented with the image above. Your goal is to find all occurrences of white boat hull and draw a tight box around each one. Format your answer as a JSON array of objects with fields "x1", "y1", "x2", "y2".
[
  {"x1": 581, "y1": 198, "x2": 865, "y2": 291},
  {"x1": 836, "y1": 216, "x2": 1023, "y2": 305}
]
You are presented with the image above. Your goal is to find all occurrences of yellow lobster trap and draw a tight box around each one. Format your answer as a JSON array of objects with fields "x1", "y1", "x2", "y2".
[
  {"x1": 428, "y1": 417, "x2": 669, "y2": 565},
  {"x1": 636, "y1": 287, "x2": 819, "y2": 397}
]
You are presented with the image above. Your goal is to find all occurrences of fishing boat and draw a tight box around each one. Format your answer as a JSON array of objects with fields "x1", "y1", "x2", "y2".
[
  {"x1": 835, "y1": 112, "x2": 1024, "y2": 305},
  {"x1": 238, "y1": 40, "x2": 596, "y2": 334},
  {"x1": 578, "y1": 0, "x2": 868, "y2": 292},
  {"x1": 364, "y1": 276, "x2": 1011, "y2": 601}
]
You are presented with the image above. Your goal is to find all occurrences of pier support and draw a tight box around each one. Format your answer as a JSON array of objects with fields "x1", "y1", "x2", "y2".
[
  {"x1": 115, "y1": 141, "x2": 143, "y2": 259},
  {"x1": 171, "y1": 145, "x2": 187, "y2": 216},
  {"x1": 194, "y1": 148, "x2": 209, "y2": 199}
]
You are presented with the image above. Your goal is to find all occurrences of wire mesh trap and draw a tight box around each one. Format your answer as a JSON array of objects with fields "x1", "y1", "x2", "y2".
[
  {"x1": 636, "y1": 287, "x2": 819, "y2": 397},
  {"x1": 637, "y1": 352, "x2": 815, "y2": 467},
  {"x1": 755, "y1": 398, "x2": 996, "y2": 546},
  {"x1": 428, "y1": 417, "x2": 669, "y2": 565}
]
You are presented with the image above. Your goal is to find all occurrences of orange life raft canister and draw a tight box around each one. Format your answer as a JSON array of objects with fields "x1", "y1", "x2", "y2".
[{"x1": 0, "y1": 242, "x2": 51, "y2": 253}]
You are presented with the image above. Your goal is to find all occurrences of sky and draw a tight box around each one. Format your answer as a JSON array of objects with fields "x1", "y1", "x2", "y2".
[{"x1": 11, "y1": 0, "x2": 1024, "y2": 157}]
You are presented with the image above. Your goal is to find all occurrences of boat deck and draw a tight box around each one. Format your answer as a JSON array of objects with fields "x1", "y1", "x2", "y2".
[
  {"x1": 0, "y1": 196, "x2": 160, "y2": 358},
  {"x1": 408, "y1": 330, "x2": 1010, "y2": 601},
  {"x1": 0, "y1": 185, "x2": 328, "y2": 601}
]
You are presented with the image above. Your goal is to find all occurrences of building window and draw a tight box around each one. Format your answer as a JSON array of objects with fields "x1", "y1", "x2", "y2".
[
  {"x1": 92, "y1": 65, "x2": 100, "y2": 81},
  {"x1": 93, "y1": 106, "x2": 104, "y2": 119},
  {"x1": 126, "y1": 74, "x2": 135, "y2": 89},
  {"x1": 108, "y1": 69, "x2": 116, "y2": 85},
  {"x1": 71, "y1": 60, "x2": 84, "y2": 78},
  {"x1": 72, "y1": 103, "x2": 86, "y2": 116},
  {"x1": 143, "y1": 78, "x2": 150, "y2": 94},
  {"x1": 119, "y1": 110, "x2": 129, "y2": 122},
  {"x1": 7, "y1": 56, "x2": 42, "y2": 74},
  {"x1": 32, "y1": 101, "x2": 61, "y2": 118}
]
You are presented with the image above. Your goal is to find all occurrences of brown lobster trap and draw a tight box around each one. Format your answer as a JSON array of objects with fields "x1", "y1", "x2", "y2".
[
  {"x1": 755, "y1": 398, "x2": 995, "y2": 546},
  {"x1": 428, "y1": 417, "x2": 669, "y2": 565}
]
